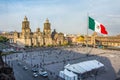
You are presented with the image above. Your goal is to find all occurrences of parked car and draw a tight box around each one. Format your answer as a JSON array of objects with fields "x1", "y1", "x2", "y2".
[
  {"x1": 32, "y1": 68, "x2": 38, "y2": 72},
  {"x1": 23, "y1": 66, "x2": 28, "y2": 70},
  {"x1": 39, "y1": 70, "x2": 48, "y2": 77},
  {"x1": 33, "y1": 73, "x2": 38, "y2": 78},
  {"x1": 17, "y1": 62, "x2": 22, "y2": 66}
]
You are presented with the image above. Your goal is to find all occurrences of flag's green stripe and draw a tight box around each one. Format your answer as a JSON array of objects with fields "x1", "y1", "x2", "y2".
[{"x1": 89, "y1": 17, "x2": 95, "y2": 31}]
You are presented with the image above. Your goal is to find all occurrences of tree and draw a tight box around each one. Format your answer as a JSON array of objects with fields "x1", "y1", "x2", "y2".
[{"x1": 0, "y1": 36, "x2": 9, "y2": 42}]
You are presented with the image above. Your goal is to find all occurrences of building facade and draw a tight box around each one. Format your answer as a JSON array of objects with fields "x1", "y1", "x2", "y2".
[
  {"x1": 13, "y1": 16, "x2": 65, "y2": 47},
  {"x1": 66, "y1": 32, "x2": 120, "y2": 47},
  {"x1": 84, "y1": 32, "x2": 120, "y2": 47},
  {"x1": 1, "y1": 17, "x2": 120, "y2": 48}
]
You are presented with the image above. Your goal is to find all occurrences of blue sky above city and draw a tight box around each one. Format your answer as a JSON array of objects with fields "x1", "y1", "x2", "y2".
[{"x1": 0, "y1": 0, "x2": 120, "y2": 35}]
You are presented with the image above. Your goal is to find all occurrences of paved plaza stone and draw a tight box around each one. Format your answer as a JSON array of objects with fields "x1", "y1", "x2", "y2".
[{"x1": 2, "y1": 46, "x2": 120, "y2": 80}]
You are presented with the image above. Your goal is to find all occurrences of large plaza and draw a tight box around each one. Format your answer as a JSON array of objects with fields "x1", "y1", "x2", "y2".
[{"x1": 2, "y1": 46, "x2": 120, "y2": 80}]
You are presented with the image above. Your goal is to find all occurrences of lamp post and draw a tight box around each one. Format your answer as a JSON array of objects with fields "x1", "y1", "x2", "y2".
[
  {"x1": 42, "y1": 52, "x2": 45, "y2": 69},
  {"x1": 94, "y1": 70, "x2": 98, "y2": 80},
  {"x1": 30, "y1": 53, "x2": 32, "y2": 68},
  {"x1": 5, "y1": 54, "x2": 7, "y2": 65}
]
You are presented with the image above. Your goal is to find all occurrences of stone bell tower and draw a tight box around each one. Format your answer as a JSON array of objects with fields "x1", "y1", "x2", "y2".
[
  {"x1": 43, "y1": 18, "x2": 52, "y2": 46},
  {"x1": 43, "y1": 18, "x2": 51, "y2": 35},
  {"x1": 22, "y1": 16, "x2": 31, "y2": 37},
  {"x1": 21, "y1": 16, "x2": 32, "y2": 46}
]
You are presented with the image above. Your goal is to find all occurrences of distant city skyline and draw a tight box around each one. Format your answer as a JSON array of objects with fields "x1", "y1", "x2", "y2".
[{"x1": 0, "y1": 0, "x2": 120, "y2": 35}]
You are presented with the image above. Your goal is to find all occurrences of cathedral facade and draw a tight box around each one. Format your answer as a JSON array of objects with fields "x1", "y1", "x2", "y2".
[{"x1": 13, "y1": 16, "x2": 65, "y2": 47}]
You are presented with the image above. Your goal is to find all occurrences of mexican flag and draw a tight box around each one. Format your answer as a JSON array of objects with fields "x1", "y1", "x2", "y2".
[{"x1": 89, "y1": 17, "x2": 108, "y2": 34}]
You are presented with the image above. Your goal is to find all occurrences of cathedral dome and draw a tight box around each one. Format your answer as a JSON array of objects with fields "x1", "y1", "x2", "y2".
[{"x1": 36, "y1": 28, "x2": 40, "y2": 32}]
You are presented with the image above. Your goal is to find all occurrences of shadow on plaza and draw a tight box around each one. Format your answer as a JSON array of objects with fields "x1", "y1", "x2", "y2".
[{"x1": 25, "y1": 46, "x2": 117, "y2": 80}]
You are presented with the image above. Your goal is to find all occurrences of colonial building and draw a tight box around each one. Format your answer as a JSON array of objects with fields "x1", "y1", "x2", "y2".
[
  {"x1": 13, "y1": 16, "x2": 65, "y2": 47},
  {"x1": 84, "y1": 32, "x2": 120, "y2": 47},
  {"x1": 66, "y1": 32, "x2": 120, "y2": 47}
]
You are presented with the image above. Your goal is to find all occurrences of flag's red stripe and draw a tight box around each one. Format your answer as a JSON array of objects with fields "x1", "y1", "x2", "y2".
[{"x1": 100, "y1": 24, "x2": 108, "y2": 34}]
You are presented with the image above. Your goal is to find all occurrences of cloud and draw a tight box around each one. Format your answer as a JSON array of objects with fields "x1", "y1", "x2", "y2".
[
  {"x1": 107, "y1": 14, "x2": 120, "y2": 18},
  {"x1": 0, "y1": 0, "x2": 120, "y2": 35}
]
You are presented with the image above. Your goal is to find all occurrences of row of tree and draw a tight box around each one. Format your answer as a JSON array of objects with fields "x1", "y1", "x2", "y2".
[{"x1": 0, "y1": 36, "x2": 9, "y2": 42}]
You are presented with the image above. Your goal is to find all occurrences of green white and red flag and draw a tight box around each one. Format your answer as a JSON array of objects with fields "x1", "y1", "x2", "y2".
[{"x1": 89, "y1": 17, "x2": 108, "y2": 34}]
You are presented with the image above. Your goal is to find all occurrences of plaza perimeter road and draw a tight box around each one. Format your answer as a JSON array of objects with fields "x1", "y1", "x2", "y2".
[
  {"x1": 13, "y1": 61, "x2": 35, "y2": 80},
  {"x1": 2, "y1": 46, "x2": 120, "y2": 80},
  {"x1": 12, "y1": 60, "x2": 49, "y2": 80}
]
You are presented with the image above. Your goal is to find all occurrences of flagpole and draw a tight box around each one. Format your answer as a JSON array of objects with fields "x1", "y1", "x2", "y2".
[{"x1": 86, "y1": 13, "x2": 89, "y2": 56}]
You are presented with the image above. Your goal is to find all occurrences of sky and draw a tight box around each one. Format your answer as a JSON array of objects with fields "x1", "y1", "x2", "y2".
[{"x1": 0, "y1": 0, "x2": 120, "y2": 36}]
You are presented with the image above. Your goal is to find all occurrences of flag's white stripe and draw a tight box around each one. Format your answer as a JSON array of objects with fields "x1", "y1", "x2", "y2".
[{"x1": 94, "y1": 20, "x2": 101, "y2": 33}]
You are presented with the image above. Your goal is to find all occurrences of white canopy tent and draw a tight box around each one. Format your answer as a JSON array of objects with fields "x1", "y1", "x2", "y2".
[
  {"x1": 59, "y1": 69, "x2": 78, "y2": 80},
  {"x1": 64, "y1": 60, "x2": 104, "y2": 74}
]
